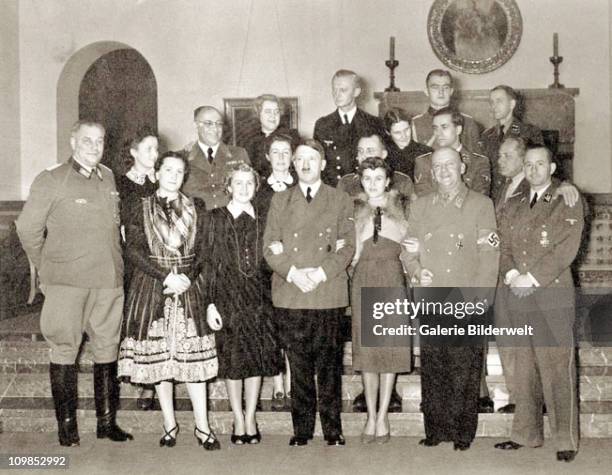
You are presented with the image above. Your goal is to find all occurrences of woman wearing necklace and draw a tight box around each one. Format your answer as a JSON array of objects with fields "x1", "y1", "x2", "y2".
[
  {"x1": 116, "y1": 127, "x2": 160, "y2": 411},
  {"x1": 205, "y1": 163, "x2": 282, "y2": 445},
  {"x1": 118, "y1": 151, "x2": 220, "y2": 450},
  {"x1": 351, "y1": 157, "x2": 412, "y2": 444},
  {"x1": 253, "y1": 133, "x2": 297, "y2": 411}
]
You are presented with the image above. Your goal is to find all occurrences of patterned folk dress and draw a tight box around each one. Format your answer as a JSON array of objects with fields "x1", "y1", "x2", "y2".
[{"x1": 118, "y1": 194, "x2": 217, "y2": 383}]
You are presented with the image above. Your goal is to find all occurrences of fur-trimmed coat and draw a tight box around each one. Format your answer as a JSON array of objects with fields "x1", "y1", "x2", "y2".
[{"x1": 352, "y1": 190, "x2": 410, "y2": 266}]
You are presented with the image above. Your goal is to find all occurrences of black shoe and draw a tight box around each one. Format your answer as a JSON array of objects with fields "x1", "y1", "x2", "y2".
[
  {"x1": 352, "y1": 391, "x2": 367, "y2": 413},
  {"x1": 137, "y1": 386, "x2": 155, "y2": 411},
  {"x1": 388, "y1": 388, "x2": 402, "y2": 413},
  {"x1": 194, "y1": 427, "x2": 221, "y2": 451},
  {"x1": 159, "y1": 423, "x2": 179, "y2": 447},
  {"x1": 556, "y1": 450, "x2": 577, "y2": 462},
  {"x1": 494, "y1": 440, "x2": 523, "y2": 450},
  {"x1": 289, "y1": 436, "x2": 308, "y2": 446},
  {"x1": 230, "y1": 424, "x2": 245, "y2": 445},
  {"x1": 497, "y1": 403, "x2": 515, "y2": 414},
  {"x1": 326, "y1": 434, "x2": 346, "y2": 446},
  {"x1": 93, "y1": 362, "x2": 134, "y2": 442},
  {"x1": 419, "y1": 438, "x2": 441, "y2": 447},
  {"x1": 543, "y1": 404, "x2": 547, "y2": 414},
  {"x1": 243, "y1": 424, "x2": 261, "y2": 445},
  {"x1": 478, "y1": 396, "x2": 494, "y2": 413},
  {"x1": 454, "y1": 441, "x2": 471, "y2": 451},
  {"x1": 271, "y1": 392, "x2": 286, "y2": 412},
  {"x1": 50, "y1": 363, "x2": 80, "y2": 447}
]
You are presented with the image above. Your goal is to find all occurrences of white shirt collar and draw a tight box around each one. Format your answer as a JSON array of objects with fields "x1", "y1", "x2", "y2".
[
  {"x1": 227, "y1": 200, "x2": 255, "y2": 219},
  {"x1": 298, "y1": 180, "x2": 322, "y2": 199},
  {"x1": 267, "y1": 172, "x2": 294, "y2": 191},
  {"x1": 337, "y1": 107, "x2": 357, "y2": 124},
  {"x1": 530, "y1": 182, "x2": 552, "y2": 202},
  {"x1": 126, "y1": 167, "x2": 156, "y2": 185},
  {"x1": 198, "y1": 141, "x2": 220, "y2": 157}
]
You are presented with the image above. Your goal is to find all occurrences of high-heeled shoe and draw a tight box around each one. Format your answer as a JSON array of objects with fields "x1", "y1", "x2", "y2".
[
  {"x1": 159, "y1": 423, "x2": 179, "y2": 447},
  {"x1": 194, "y1": 426, "x2": 221, "y2": 451},
  {"x1": 243, "y1": 424, "x2": 261, "y2": 444},
  {"x1": 231, "y1": 424, "x2": 245, "y2": 445}
]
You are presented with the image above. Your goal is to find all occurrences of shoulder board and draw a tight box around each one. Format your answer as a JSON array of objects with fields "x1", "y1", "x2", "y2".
[
  {"x1": 412, "y1": 113, "x2": 425, "y2": 120},
  {"x1": 393, "y1": 171, "x2": 410, "y2": 179},
  {"x1": 460, "y1": 112, "x2": 474, "y2": 119},
  {"x1": 99, "y1": 163, "x2": 112, "y2": 172},
  {"x1": 339, "y1": 172, "x2": 357, "y2": 181},
  {"x1": 471, "y1": 151, "x2": 489, "y2": 159},
  {"x1": 45, "y1": 163, "x2": 63, "y2": 171},
  {"x1": 415, "y1": 152, "x2": 432, "y2": 160}
]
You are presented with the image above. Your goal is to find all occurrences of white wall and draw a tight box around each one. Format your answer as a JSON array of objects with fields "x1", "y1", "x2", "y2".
[{"x1": 12, "y1": 0, "x2": 612, "y2": 197}]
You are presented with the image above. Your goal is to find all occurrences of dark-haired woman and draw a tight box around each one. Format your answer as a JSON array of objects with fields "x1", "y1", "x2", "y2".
[
  {"x1": 205, "y1": 163, "x2": 281, "y2": 445},
  {"x1": 118, "y1": 151, "x2": 220, "y2": 450},
  {"x1": 116, "y1": 127, "x2": 160, "y2": 410},
  {"x1": 351, "y1": 157, "x2": 412, "y2": 444},
  {"x1": 383, "y1": 108, "x2": 432, "y2": 180}
]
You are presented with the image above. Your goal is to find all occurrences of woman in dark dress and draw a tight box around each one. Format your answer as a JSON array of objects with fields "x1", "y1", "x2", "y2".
[
  {"x1": 240, "y1": 94, "x2": 300, "y2": 177},
  {"x1": 351, "y1": 157, "x2": 412, "y2": 444},
  {"x1": 118, "y1": 151, "x2": 220, "y2": 450},
  {"x1": 383, "y1": 108, "x2": 432, "y2": 180},
  {"x1": 115, "y1": 127, "x2": 160, "y2": 410},
  {"x1": 205, "y1": 163, "x2": 281, "y2": 444},
  {"x1": 253, "y1": 133, "x2": 297, "y2": 411}
]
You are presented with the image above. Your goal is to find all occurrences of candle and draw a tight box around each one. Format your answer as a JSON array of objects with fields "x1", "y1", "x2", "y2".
[
  {"x1": 553, "y1": 32, "x2": 558, "y2": 57},
  {"x1": 390, "y1": 36, "x2": 395, "y2": 61}
]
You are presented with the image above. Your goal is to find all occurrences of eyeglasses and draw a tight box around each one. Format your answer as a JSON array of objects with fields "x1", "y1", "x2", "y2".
[{"x1": 196, "y1": 120, "x2": 224, "y2": 128}]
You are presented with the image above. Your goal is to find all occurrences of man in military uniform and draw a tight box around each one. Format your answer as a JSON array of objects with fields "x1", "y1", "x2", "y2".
[
  {"x1": 479, "y1": 85, "x2": 544, "y2": 202},
  {"x1": 264, "y1": 139, "x2": 354, "y2": 447},
  {"x1": 313, "y1": 69, "x2": 385, "y2": 186},
  {"x1": 400, "y1": 147, "x2": 499, "y2": 450},
  {"x1": 412, "y1": 69, "x2": 482, "y2": 152},
  {"x1": 494, "y1": 146, "x2": 583, "y2": 463},
  {"x1": 337, "y1": 133, "x2": 414, "y2": 199},
  {"x1": 16, "y1": 120, "x2": 132, "y2": 447},
  {"x1": 414, "y1": 108, "x2": 490, "y2": 197},
  {"x1": 182, "y1": 105, "x2": 250, "y2": 209}
]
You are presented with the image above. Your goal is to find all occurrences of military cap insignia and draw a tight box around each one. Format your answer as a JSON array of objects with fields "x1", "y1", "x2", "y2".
[
  {"x1": 540, "y1": 230, "x2": 550, "y2": 247},
  {"x1": 543, "y1": 193, "x2": 553, "y2": 203},
  {"x1": 323, "y1": 140, "x2": 334, "y2": 147},
  {"x1": 510, "y1": 123, "x2": 521, "y2": 134},
  {"x1": 565, "y1": 218, "x2": 578, "y2": 226}
]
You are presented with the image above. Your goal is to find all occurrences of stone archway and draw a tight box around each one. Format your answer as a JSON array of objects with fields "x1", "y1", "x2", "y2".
[{"x1": 57, "y1": 42, "x2": 157, "y2": 173}]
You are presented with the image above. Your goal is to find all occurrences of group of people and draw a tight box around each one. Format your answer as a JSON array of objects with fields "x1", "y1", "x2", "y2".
[{"x1": 15, "y1": 67, "x2": 584, "y2": 463}]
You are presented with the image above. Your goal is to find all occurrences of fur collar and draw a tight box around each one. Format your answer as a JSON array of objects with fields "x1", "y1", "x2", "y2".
[{"x1": 353, "y1": 189, "x2": 408, "y2": 227}]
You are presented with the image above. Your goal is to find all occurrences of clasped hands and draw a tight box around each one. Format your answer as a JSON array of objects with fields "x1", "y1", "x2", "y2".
[
  {"x1": 162, "y1": 272, "x2": 191, "y2": 296},
  {"x1": 507, "y1": 273, "x2": 536, "y2": 298}
]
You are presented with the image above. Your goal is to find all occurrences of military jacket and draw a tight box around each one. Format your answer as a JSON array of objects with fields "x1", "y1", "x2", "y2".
[
  {"x1": 313, "y1": 109, "x2": 385, "y2": 186},
  {"x1": 183, "y1": 142, "x2": 250, "y2": 210},
  {"x1": 263, "y1": 184, "x2": 355, "y2": 309},
  {"x1": 413, "y1": 146, "x2": 491, "y2": 197},
  {"x1": 16, "y1": 159, "x2": 123, "y2": 289},
  {"x1": 400, "y1": 185, "x2": 499, "y2": 288}
]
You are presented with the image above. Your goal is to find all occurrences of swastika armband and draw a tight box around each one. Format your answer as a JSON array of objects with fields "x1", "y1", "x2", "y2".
[{"x1": 477, "y1": 229, "x2": 500, "y2": 249}]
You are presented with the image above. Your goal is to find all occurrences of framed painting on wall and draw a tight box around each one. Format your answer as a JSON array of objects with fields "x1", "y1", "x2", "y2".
[
  {"x1": 223, "y1": 97, "x2": 299, "y2": 147},
  {"x1": 427, "y1": 0, "x2": 523, "y2": 74}
]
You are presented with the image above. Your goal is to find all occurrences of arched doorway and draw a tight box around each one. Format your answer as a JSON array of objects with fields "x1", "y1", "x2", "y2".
[{"x1": 57, "y1": 42, "x2": 157, "y2": 174}]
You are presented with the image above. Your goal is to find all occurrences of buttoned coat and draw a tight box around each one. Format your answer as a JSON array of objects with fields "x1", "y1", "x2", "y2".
[
  {"x1": 413, "y1": 147, "x2": 491, "y2": 197},
  {"x1": 313, "y1": 109, "x2": 385, "y2": 186},
  {"x1": 16, "y1": 160, "x2": 123, "y2": 289},
  {"x1": 182, "y1": 142, "x2": 250, "y2": 210},
  {"x1": 400, "y1": 185, "x2": 499, "y2": 288},
  {"x1": 263, "y1": 184, "x2": 355, "y2": 309}
]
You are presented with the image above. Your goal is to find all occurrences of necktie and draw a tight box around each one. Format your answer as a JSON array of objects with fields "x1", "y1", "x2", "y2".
[
  {"x1": 373, "y1": 207, "x2": 382, "y2": 244},
  {"x1": 343, "y1": 114, "x2": 349, "y2": 125},
  {"x1": 306, "y1": 187, "x2": 313, "y2": 203},
  {"x1": 530, "y1": 192, "x2": 538, "y2": 208},
  {"x1": 207, "y1": 147, "x2": 214, "y2": 164}
]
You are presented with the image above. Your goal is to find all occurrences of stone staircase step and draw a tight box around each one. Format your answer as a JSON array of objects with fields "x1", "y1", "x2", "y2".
[{"x1": 2, "y1": 409, "x2": 611, "y2": 438}]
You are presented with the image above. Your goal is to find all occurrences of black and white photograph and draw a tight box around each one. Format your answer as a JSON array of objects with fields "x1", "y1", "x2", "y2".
[{"x1": 1, "y1": 0, "x2": 612, "y2": 474}]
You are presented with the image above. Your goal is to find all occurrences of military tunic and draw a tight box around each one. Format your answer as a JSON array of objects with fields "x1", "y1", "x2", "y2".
[
  {"x1": 478, "y1": 118, "x2": 543, "y2": 202},
  {"x1": 400, "y1": 185, "x2": 499, "y2": 445},
  {"x1": 413, "y1": 146, "x2": 491, "y2": 197},
  {"x1": 182, "y1": 142, "x2": 250, "y2": 210},
  {"x1": 313, "y1": 109, "x2": 385, "y2": 186},
  {"x1": 412, "y1": 107, "x2": 483, "y2": 152},
  {"x1": 16, "y1": 159, "x2": 124, "y2": 364},
  {"x1": 497, "y1": 180, "x2": 583, "y2": 452}
]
